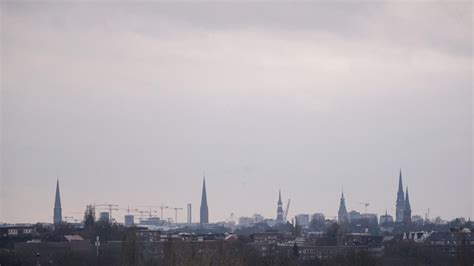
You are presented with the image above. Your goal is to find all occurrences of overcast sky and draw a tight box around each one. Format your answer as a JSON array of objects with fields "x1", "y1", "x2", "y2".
[{"x1": 1, "y1": 1, "x2": 472, "y2": 224}]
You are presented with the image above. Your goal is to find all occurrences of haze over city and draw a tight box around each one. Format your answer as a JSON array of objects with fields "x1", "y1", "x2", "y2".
[{"x1": 1, "y1": 1, "x2": 472, "y2": 225}]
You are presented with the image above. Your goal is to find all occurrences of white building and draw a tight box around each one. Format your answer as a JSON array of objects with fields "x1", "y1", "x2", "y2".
[{"x1": 294, "y1": 214, "x2": 310, "y2": 226}]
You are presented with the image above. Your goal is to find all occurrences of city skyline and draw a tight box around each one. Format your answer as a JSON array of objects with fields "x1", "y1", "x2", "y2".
[
  {"x1": 2, "y1": 2, "x2": 472, "y2": 223},
  {"x1": 8, "y1": 169, "x2": 468, "y2": 225}
]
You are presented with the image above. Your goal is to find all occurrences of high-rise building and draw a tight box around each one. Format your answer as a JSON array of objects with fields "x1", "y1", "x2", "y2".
[
  {"x1": 338, "y1": 189, "x2": 349, "y2": 224},
  {"x1": 404, "y1": 187, "x2": 412, "y2": 224},
  {"x1": 276, "y1": 189, "x2": 284, "y2": 223},
  {"x1": 295, "y1": 214, "x2": 310, "y2": 226},
  {"x1": 395, "y1": 169, "x2": 405, "y2": 223},
  {"x1": 200, "y1": 177, "x2": 209, "y2": 224},
  {"x1": 187, "y1": 203, "x2": 192, "y2": 224},
  {"x1": 53, "y1": 179, "x2": 62, "y2": 225},
  {"x1": 124, "y1": 215, "x2": 134, "y2": 227},
  {"x1": 99, "y1": 212, "x2": 110, "y2": 222},
  {"x1": 311, "y1": 213, "x2": 325, "y2": 223}
]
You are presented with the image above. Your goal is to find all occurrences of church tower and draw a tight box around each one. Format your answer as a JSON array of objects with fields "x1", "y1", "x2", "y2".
[
  {"x1": 276, "y1": 189, "x2": 284, "y2": 223},
  {"x1": 200, "y1": 176, "x2": 209, "y2": 224},
  {"x1": 338, "y1": 188, "x2": 349, "y2": 224},
  {"x1": 395, "y1": 169, "x2": 405, "y2": 222},
  {"x1": 403, "y1": 187, "x2": 412, "y2": 224},
  {"x1": 53, "y1": 179, "x2": 62, "y2": 225}
]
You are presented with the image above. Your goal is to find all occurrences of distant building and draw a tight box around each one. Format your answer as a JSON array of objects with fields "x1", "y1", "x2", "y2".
[
  {"x1": 379, "y1": 211, "x2": 394, "y2": 225},
  {"x1": 360, "y1": 213, "x2": 378, "y2": 225},
  {"x1": 276, "y1": 190, "x2": 284, "y2": 223},
  {"x1": 135, "y1": 230, "x2": 161, "y2": 242},
  {"x1": 53, "y1": 179, "x2": 62, "y2": 225},
  {"x1": 0, "y1": 225, "x2": 36, "y2": 237},
  {"x1": 139, "y1": 217, "x2": 163, "y2": 226},
  {"x1": 124, "y1": 215, "x2": 134, "y2": 227},
  {"x1": 239, "y1": 217, "x2": 254, "y2": 227},
  {"x1": 253, "y1": 214, "x2": 265, "y2": 223},
  {"x1": 348, "y1": 210, "x2": 361, "y2": 222},
  {"x1": 338, "y1": 189, "x2": 349, "y2": 224},
  {"x1": 295, "y1": 214, "x2": 310, "y2": 227},
  {"x1": 311, "y1": 213, "x2": 325, "y2": 223},
  {"x1": 412, "y1": 215, "x2": 423, "y2": 226},
  {"x1": 187, "y1": 203, "x2": 192, "y2": 224},
  {"x1": 200, "y1": 176, "x2": 209, "y2": 224},
  {"x1": 348, "y1": 211, "x2": 378, "y2": 226},
  {"x1": 99, "y1": 212, "x2": 110, "y2": 222}
]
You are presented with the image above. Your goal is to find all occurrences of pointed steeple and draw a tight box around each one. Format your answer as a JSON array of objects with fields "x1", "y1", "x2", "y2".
[
  {"x1": 53, "y1": 179, "x2": 62, "y2": 224},
  {"x1": 396, "y1": 169, "x2": 405, "y2": 222},
  {"x1": 405, "y1": 187, "x2": 411, "y2": 211},
  {"x1": 200, "y1": 174, "x2": 209, "y2": 224},
  {"x1": 276, "y1": 189, "x2": 284, "y2": 222},
  {"x1": 404, "y1": 186, "x2": 412, "y2": 224},
  {"x1": 338, "y1": 187, "x2": 348, "y2": 224},
  {"x1": 398, "y1": 169, "x2": 403, "y2": 193}
]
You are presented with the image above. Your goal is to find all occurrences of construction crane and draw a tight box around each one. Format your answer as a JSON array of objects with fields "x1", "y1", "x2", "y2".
[
  {"x1": 159, "y1": 204, "x2": 169, "y2": 220},
  {"x1": 95, "y1": 204, "x2": 119, "y2": 220},
  {"x1": 63, "y1": 216, "x2": 74, "y2": 223},
  {"x1": 358, "y1": 202, "x2": 370, "y2": 213},
  {"x1": 170, "y1": 207, "x2": 183, "y2": 224},
  {"x1": 284, "y1": 199, "x2": 291, "y2": 222},
  {"x1": 139, "y1": 205, "x2": 169, "y2": 220},
  {"x1": 134, "y1": 210, "x2": 148, "y2": 221},
  {"x1": 120, "y1": 207, "x2": 139, "y2": 215}
]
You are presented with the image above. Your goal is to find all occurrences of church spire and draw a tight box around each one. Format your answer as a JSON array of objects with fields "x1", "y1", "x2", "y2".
[
  {"x1": 404, "y1": 186, "x2": 412, "y2": 224},
  {"x1": 398, "y1": 169, "x2": 403, "y2": 193},
  {"x1": 276, "y1": 189, "x2": 284, "y2": 222},
  {"x1": 200, "y1": 174, "x2": 209, "y2": 224},
  {"x1": 278, "y1": 189, "x2": 282, "y2": 204},
  {"x1": 338, "y1": 187, "x2": 348, "y2": 224},
  {"x1": 395, "y1": 169, "x2": 405, "y2": 222},
  {"x1": 53, "y1": 179, "x2": 62, "y2": 224}
]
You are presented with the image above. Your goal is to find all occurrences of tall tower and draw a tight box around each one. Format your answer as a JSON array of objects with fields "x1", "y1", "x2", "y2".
[
  {"x1": 338, "y1": 188, "x2": 349, "y2": 224},
  {"x1": 187, "y1": 203, "x2": 192, "y2": 224},
  {"x1": 395, "y1": 169, "x2": 405, "y2": 222},
  {"x1": 403, "y1": 187, "x2": 412, "y2": 224},
  {"x1": 200, "y1": 176, "x2": 209, "y2": 224},
  {"x1": 53, "y1": 179, "x2": 62, "y2": 225},
  {"x1": 276, "y1": 189, "x2": 284, "y2": 223}
]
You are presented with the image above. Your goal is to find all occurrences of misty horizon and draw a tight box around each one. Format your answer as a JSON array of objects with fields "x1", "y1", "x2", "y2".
[{"x1": 1, "y1": 1, "x2": 472, "y2": 224}]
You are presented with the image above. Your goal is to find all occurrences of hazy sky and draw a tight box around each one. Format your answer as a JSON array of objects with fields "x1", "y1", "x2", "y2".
[{"x1": 1, "y1": 1, "x2": 472, "y2": 224}]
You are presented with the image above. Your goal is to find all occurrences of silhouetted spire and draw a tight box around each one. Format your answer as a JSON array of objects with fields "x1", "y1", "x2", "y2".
[
  {"x1": 404, "y1": 186, "x2": 412, "y2": 224},
  {"x1": 396, "y1": 169, "x2": 405, "y2": 222},
  {"x1": 338, "y1": 187, "x2": 349, "y2": 224},
  {"x1": 200, "y1": 174, "x2": 209, "y2": 224},
  {"x1": 53, "y1": 179, "x2": 62, "y2": 224},
  {"x1": 276, "y1": 189, "x2": 284, "y2": 222},
  {"x1": 405, "y1": 187, "x2": 411, "y2": 211},
  {"x1": 398, "y1": 169, "x2": 403, "y2": 193}
]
